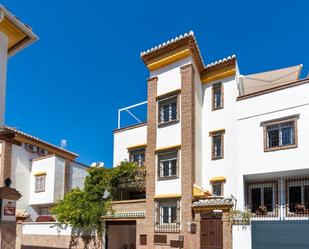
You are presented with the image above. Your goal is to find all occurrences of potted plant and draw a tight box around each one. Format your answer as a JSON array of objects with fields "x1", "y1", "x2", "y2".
[
  {"x1": 256, "y1": 205, "x2": 268, "y2": 215},
  {"x1": 295, "y1": 204, "x2": 305, "y2": 214}
]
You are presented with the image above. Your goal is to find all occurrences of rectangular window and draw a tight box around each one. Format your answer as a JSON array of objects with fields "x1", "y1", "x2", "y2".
[
  {"x1": 212, "y1": 183, "x2": 222, "y2": 196},
  {"x1": 35, "y1": 175, "x2": 46, "y2": 192},
  {"x1": 246, "y1": 181, "x2": 277, "y2": 215},
  {"x1": 210, "y1": 130, "x2": 224, "y2": 160},
  {"x1": 158, "y1": 95, "x2": 178, "y2": 125},
  {"x1": 129, "y1": 148, "x2": 145, "y2": 166},
  {"x1": 287, "y1": 178, "x2": 309, "y2": 214},
  {"x1": 212, "y1": 83, "x2": 223, "y2": 110},
  {"x1": 158, "y1": 150, "x2": 178, "y2": 179},
  {"x1": 154, "y1": 199, "x2": 180, "y2": 232},
  {"x1": 262, "y1": 116, "x2": 298, "y2": 151}
]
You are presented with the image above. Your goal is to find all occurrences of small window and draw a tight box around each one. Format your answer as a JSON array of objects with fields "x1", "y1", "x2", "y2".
[
  {"x1": 212, "y1": 182, "x2": 223, "y2": 196},
  {"x1": 158, "y1": 95, "x2": 178, "y2": 125},
  {"x1": 35, "y1": 175, "x2": 46, "y2": 192},
  {"x1": 210, "y1": 130, "x2": 224, "y2": 160},
  {"x1": 157, "y1": 150, "x2": 178, "y2": 179},
  {"x1": 129, "y1": 148, "x2": 145, "y2": 166},
  {"x1": 212, "y1": 83, "x2": 223, "y2": 110},
  {"x1": 262, "y1": 116, "x2": 298, "y2": 152}
]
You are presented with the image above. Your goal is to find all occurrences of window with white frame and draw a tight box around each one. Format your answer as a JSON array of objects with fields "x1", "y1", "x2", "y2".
[
  {"x1": 155, "y1": 199, "x2": 180, "y2": 227},
  {"x1": 35, "y1": 175, "x2": 46, "y2": 192},
  {"x1": 287, "y1": 178, "x2": 309, "y2": 214},
  {"x1": 246, "y1": 181, "x2": 277, "y2": 214},
  {"x1": 157, "y1": 150, "x2": 178, "y2": 179},
  {"x1": 263, "y1": 116, "x2": 298, "y2": 151},
  {"x1": 158, "y1": 95, "x2": 178, "y2": 125},
  {"x1": 129, "y1": 148, "x2": 145, "y2": 166}
]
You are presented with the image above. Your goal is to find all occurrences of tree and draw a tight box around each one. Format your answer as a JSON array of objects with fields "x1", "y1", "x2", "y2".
[
  {"x1": 51, "y1": 161, "x2": 145, "y2": 245},
  {"x1": 51, "y1": 166, "x2": 111, "y2": 245}
]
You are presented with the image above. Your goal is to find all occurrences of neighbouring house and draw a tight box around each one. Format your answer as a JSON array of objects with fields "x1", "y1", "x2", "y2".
[
  {"x1": 0, "y1": 125, "x2": 88, "y2": 221},
  {"x1": 0, "y1": 5, "x2": 88, "y2": 222},
  {"x1": 106, "y1": 31, "x2": 309, "y2": 249}
]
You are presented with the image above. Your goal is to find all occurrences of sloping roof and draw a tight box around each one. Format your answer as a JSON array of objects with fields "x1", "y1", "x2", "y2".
[
  {"x1": 0, "y1": 125, "x2": 78, "y2": 158},
  {"x1": 202, "y1": 55, "x2": 236, "y2": 75},
  {"x1": 0, "y1": 5, "x2": 38, "y2": 56},
  {"x1": 240, "y1": 65, "x2": 302, "y2": 95},
  {"x1": 192, "y1": 197, "x2": 233, "y2": 208},
  {"x1": 140, "y1": 31, "x2": 205, "y2": 73},
  {"x1": 103, "y1": 211, "x2": 145, "y2": 219}
]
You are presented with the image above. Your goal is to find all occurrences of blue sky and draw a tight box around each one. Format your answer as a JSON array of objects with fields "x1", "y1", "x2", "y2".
[{"x1": 2, "y1": 0, "x2": 309, "y2": 166}]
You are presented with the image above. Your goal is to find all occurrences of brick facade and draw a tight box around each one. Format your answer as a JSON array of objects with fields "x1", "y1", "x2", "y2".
[
  {"x1": 144, "y1": 76, "x2": 158, "y2": 248},
  {"x1": 0, "y1": 141, "x2": 12, "y2": 186}
]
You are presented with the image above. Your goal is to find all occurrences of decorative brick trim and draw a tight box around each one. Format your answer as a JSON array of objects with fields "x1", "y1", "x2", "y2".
[
  {"x1": 180, "y1": 64, "x2": 196, "y2": 248},
  {"x1": 145, "y1": 76, "x2": 158, "y2": 247}
]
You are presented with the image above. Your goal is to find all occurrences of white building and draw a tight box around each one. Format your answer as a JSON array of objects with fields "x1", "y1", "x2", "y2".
[{"x1": 109, "y1": 31, "x2": 309, "y2": 249}]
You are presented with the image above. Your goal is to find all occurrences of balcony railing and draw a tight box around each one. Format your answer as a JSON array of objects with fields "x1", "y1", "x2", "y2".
[{"x1": 155, "y1": 223, "x2": 180, "y2": 233}]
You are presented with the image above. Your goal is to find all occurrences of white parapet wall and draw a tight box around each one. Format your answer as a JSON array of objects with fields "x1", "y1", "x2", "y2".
[
  {"x1": 233, "y1": 225, "x2": 252, "y2": 249},
  {"x1": 22, "y1": 222, "x2": 74, "y2": 236}
]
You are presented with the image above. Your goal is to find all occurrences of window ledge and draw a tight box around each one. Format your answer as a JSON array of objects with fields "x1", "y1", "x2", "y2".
[
  {"x1": 211, "y1": 156, "x2": 224, "y2": 160},
  {"x1": 157, "y1": 176, "x2": 179, "y2": 181},
  {"x1": 264, "y1": 144, "x2": 297, "y2": 152},
  {"x1": 158, "y1": 119, "x2": 179, "y2": 128},
  {"x1": 212, "y1": 106, "x2": 224, "y2": 111}
]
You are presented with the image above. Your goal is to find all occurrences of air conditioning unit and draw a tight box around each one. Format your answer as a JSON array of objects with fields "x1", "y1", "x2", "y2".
[{"x1": 25, "y1": 144, "x2": 37, "y2": 153}]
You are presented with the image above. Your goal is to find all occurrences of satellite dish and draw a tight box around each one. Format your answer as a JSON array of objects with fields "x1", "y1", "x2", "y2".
[
  {"x1": 90, "y1": 162, "x2": 97, "y2": 167},
  {"x1": 98, "y1": 162, "x2": 104, "y2": 168}
]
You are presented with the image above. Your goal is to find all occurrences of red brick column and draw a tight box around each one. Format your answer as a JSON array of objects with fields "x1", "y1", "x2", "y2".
[
  {"x1": 144, "y1": 76, "x2": 158, "y2": 249},
  {"x1": 180, "y1": 64, "x2": 196, "y2": 249}
]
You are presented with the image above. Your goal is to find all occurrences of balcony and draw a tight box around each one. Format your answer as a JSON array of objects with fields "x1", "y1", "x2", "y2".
[
  {"x1": 155, "y1": 223, "x2": 180, "y2": 233},
  {"x1": 244, "y1": 175, "x2": 309, "y2": 220}
]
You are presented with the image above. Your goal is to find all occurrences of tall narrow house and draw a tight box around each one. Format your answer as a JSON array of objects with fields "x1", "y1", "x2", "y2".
[{"x1": 108, "y1": 31, "x2": 309, "y2": 249}]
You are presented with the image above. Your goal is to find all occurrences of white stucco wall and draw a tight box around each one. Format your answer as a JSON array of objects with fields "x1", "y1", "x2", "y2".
[
  {"x1": 29, "y1": 155, "x2": 57, "y2": 205},
  {"x1": 236, "y1": 83, "x2": 309, "y2": 209},
  {"x1": 233, "y1": 225, "x2": 251, "y2": 249},
  {"x1": 201, "y1": 76, "x2": 238, "y2": 197},
  {"x1": 11, "y1": 144, "x2": 38, "y2": 218},
  {"x1": 113, "y1": 124, "x2": 147, "y2": 167},
  {"x1": 70, "y1": 161, "x2": 88, "y2": 190}
]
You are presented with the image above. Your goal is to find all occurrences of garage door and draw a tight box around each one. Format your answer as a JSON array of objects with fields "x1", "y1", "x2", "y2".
[{"x1": 252, "y1": 220, "x2": 309, "y2": 249}]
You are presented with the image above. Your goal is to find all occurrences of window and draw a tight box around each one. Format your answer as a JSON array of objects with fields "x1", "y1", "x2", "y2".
[
  {"x1": 212, "y1": 182, "x2": 223, "y2": 196},
  {"x1": 212, "y1": 83, "x2": 223, "y2": 110},
  {"x1": 35, "y1": 175, "x2": 46, "y2": 192},
  {"x1": 158, "y1": 95, "x2": 178, "y2": 125},
  {"x1": 246, "y1": 181, "x2": 277, "y2": 215},
  {"x1": 262, "y1": 116, "x2": 298, "y2": 151},
  {"x1": 155, "y1": 199, "x2": 180, "y2": 232},
  {"x1": 287, "y1": 178, "x2": 309, "y2": 214},
  {"x1": 210, "y1": 130, "x2": 224, "y2": 160},
  {"x1": 129, "y1": 148, "x2": 145, "y2": 166},
  {"x1": 157, "y1": 150, "x2": 178, "y2": 179}
]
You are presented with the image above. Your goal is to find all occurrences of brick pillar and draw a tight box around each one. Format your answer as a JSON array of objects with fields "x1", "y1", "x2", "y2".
[
  {"x1": 144, "y1": 76, "x2": 158, "y2": 249},
  {"x1": 222, "y1": 212, "x2": 232, "y2": 249},
  {"x1": 180, "y1": 64, "x2": 196, "y2": 249},
  {"x1": 0, "y1": 142, "x2": 12, "y2": 186}
]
